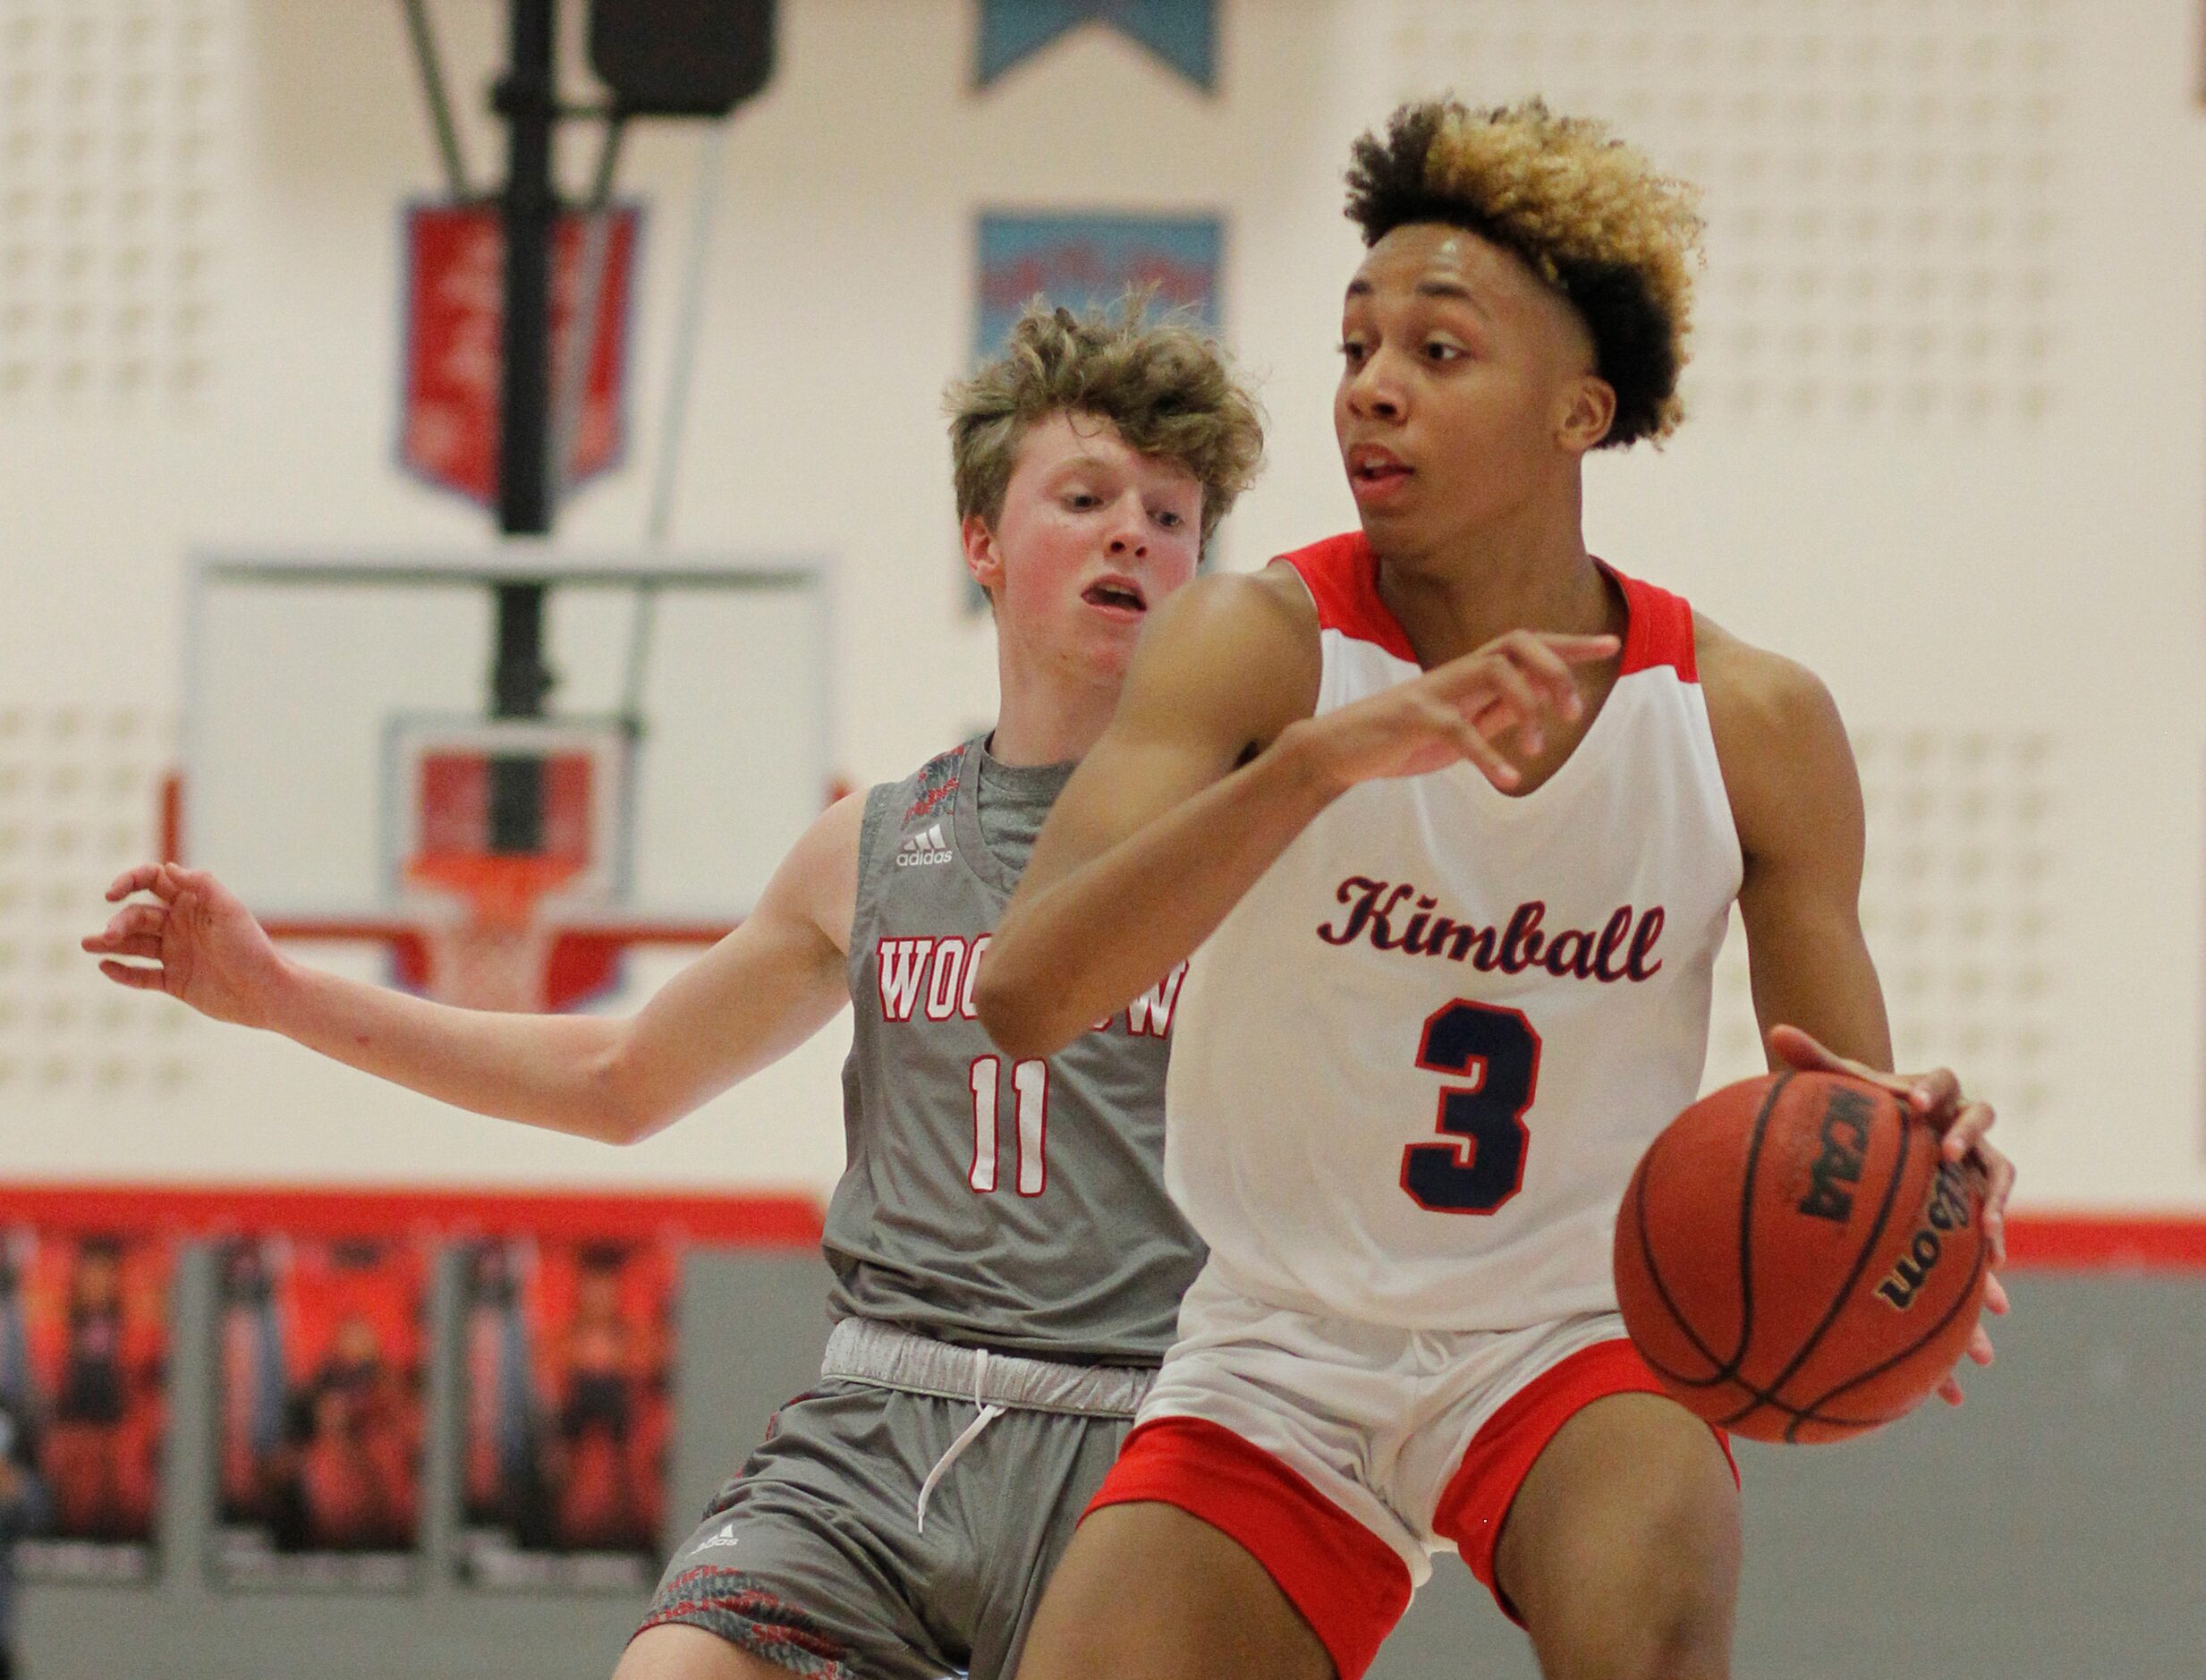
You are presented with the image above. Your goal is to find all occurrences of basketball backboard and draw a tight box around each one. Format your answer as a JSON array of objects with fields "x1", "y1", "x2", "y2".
[{"x1": 180, "y1": 547, "x2": 833, "y2": 1009}]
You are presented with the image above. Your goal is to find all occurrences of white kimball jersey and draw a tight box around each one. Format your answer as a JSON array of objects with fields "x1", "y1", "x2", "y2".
[{"x1": 1165, "y1": 532, "x2": 1744, "y2": 1332}]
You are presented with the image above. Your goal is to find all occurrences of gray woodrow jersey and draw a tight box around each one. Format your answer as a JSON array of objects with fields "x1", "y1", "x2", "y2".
[{"x1": 823, "y1": 737, "x2": 1204, "y2": 1365}]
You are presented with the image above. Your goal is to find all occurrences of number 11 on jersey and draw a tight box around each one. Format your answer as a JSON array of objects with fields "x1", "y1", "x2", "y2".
[{"x1": 970, "y1": 1056, "x2": 1048, "y2": 1196}]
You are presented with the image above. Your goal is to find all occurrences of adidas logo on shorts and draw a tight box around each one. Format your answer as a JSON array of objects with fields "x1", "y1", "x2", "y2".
[
  {"x1": 895, "y1": 821, "x2": 953, "y2": 868},
  {"x1": 693, "y1": 1522, "x2": 741, "y2": 1554}
]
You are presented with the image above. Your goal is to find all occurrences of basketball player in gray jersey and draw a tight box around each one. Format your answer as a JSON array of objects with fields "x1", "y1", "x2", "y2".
[{"x1": 83, "y1": 301, "x2": 1264, "y2": 1680}]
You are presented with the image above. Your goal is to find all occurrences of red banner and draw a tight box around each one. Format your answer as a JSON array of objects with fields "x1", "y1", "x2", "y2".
[{"x1": 399, "y1": 202, "x2": 641, "y2": 506}]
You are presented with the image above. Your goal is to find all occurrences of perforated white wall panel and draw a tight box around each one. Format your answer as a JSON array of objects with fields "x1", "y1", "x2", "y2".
[
  {"x1": 1382, "y1": 0, "x2": 2064, "y2": 425},
  {"x1": 0, "y1": 705, "x2": 197, "y2": 1092},
  {"x1": 0, "y1": 0, "x2": 233, "y2": 407},
  {"x1": 1704, "y1": 727, "x2": 2057, "y2": 1130}
]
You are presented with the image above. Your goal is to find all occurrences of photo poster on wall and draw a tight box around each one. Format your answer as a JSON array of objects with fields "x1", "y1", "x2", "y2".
[
  {"x1": 454, "y1": 1235, "x2": 677, "y2": 1591},
  {"x1": 210, "y1": 1235, "x2": 429, "y2": 1591},
  {"x1": 0, "y1": 1225, "x2": 172, "y2": 1584},
  {"x1": 966, "y1": 212, "x2": 1226, "y2": 610}
]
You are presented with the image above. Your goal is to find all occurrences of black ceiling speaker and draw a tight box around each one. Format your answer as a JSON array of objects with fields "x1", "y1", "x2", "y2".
[{"x1": 588, "y1": 0, "x2": 776, "y2": 118}]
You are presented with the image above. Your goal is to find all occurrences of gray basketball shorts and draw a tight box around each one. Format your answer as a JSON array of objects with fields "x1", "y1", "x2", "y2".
[{"x1": 636, "y1": 1321, "x2": 1152, "y2": 1680}]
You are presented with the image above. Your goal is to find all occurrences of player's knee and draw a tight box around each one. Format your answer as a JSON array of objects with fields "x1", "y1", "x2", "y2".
[
  {"x1": 1537, "y1": 1571, "x2": 1733, "y2": 1680},
  {"x1": 1625, "y1": 1473, "x2": 1737, "y2": 1664},
  {"x1": 1525, "y1": 1472, "x2": 1739, "y2": 1680},
  {"x1": 1618, "y1": 1548, "x2": 1735, "y2": 1680}
]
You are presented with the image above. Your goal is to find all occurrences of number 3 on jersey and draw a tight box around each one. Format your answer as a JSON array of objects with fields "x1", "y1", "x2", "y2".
[
  {"x1": 970, "y1": 1056, "x2": 1048, "y2": 1196},
  {"x1": 1401, "y1": 1000, "x2": 1540, "y2": 1215}
]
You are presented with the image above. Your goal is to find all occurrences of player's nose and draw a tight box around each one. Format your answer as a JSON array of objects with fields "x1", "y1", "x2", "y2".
[
  {"x1": 1345, "y1": 352, "x2": 1407, "y2": 421},
  {"x1": 1104, "y1": 494, "x2": 1150, "y2": 557}
]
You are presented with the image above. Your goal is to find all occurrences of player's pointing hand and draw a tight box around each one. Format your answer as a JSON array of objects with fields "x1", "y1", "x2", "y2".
[
  {"x1": 82, "y1": 863, "x2": 290, "y2": 1031},
  {"x1": 1295, "y1": 628, "x2": 1618, "y2": 792}
]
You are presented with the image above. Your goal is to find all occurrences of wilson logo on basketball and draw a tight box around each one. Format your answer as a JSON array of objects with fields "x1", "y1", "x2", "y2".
[
  {"x1": 1875, "y1": 1161, "x2": 1977, "y2": 1311},
  {"x1": 1795, "y1": 1086, "x2": 1873, "y2": 1223}
]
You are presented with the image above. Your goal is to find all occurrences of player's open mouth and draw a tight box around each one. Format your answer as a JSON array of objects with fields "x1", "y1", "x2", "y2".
[
  {"x1": 1081, "y1": 578, "x2": 1147, "y2": 617},
  {"x1": 1347, "y1": 445, "x2": 1413, "y2": 502}
]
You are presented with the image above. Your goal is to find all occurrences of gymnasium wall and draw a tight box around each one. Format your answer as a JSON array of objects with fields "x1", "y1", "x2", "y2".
[
  {"x1": 22, "y1": 1254, "x2": 2206, "y2": 1679},
  {"x1": 0, "y1": 0, "x2": 2198, "y2": 1218}
]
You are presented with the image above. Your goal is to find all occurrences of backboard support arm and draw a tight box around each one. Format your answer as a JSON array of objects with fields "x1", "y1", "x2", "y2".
[
  {"x1": 491, "y1": 0, "x2": 559, "y2": 846},
  {"x1": 399, "y1": 0, "x2": 472, "y2": 199}
]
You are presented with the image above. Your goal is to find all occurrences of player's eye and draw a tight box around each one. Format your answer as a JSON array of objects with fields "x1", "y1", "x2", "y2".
[
  {"x1": 1065, "y1": 491, "x2": 1099, "y2": 509},
  {"x1": 1154, "y1": 508, "x2": 1185, "y2": 530},
  {"x1": 1423, "y1": 340, "x2": 1465, "y2": 363}
]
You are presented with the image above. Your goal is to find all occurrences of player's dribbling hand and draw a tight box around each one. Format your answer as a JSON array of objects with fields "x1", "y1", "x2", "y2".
[
  {"x1": 1300, "y1": 629, "x2": 1620, "y2": 791},
  {"x1": 1769, "y1": 1022, "x2": 2015, "y2": 1406},
  {"x1": 81, "y1": 863, "x2": 291, "y2": 1031}
]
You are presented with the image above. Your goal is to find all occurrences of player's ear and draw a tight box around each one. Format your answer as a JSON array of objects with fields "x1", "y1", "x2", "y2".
[
  {"x1": 1557, "y1": 375, "x2": 1616, "y2": 455},
  {"x1": 962, "y1": 513, "x2": 1005, "y2": 602}
]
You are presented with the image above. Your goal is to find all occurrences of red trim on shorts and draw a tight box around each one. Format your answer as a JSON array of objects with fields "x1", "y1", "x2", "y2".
[
  {"x1": 1430, "y1": 1338, "x2": 1738, "y2": 1624},
  {"x1": 638, "y1": 1565, "x2": 855, "y2": 1678},
  {"x1": 1278, "y1": 532, "x2": 1418, "y2": 665},
  {"x1": 1601, "y1": 564, "x2": 1698, "y2": 682},
  {"x1": 1083, "y1": 1415, "x2": 1413, "y2": 1680}
]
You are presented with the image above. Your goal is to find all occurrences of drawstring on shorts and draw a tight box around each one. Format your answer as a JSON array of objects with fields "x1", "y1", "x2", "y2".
[
  {"x1": 816, "y1": 1319, "x2": 1151, "y2": 1538},
  {"x1": 913, "y1": 1346, "x2": 1006, "y2": 1533}
]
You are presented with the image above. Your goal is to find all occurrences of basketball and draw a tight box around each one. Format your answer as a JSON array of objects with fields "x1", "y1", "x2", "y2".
[{"x1": 1614, "y1": 1071, "x2": 1990, "y2": 1444}]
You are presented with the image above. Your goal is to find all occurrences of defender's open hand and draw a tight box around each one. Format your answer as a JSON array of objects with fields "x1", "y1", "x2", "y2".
[
  {"x1": 1299, "y1": 629, "x2": 1619, "y2": 792},
  {"x1": 1769, "y1": 1022, "x2": 2015, "y2": 1406},
  {"x1": 82, "y1": 863, "x2": 290, "y2": 1030}
]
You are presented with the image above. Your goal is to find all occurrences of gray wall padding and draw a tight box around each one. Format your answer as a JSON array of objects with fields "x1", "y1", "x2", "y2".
[{"x1": 20, "y1": 1260, "x2": 2203, "y2": 1680}]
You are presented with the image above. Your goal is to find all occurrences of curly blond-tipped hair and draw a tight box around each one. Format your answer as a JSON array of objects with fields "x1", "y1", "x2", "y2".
[
  {"x1": 946, "y1": 296, "x2": 1265, "y2": 547},
  {"x1": 1345, "y1": 98, "x2": 1703, "y2": 446}
]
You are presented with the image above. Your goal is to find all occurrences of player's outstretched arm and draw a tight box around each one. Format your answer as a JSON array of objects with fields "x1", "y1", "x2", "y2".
[
  {"x1": 1701, "y1": 619, "x2": 2013, "y2": 1402},
  {"x1": 978, "y1": 568, "x2": 1616, "y2": 1057},
  {"x1": 81, "y1": 793, "x2": 861, "y2": 1145}
]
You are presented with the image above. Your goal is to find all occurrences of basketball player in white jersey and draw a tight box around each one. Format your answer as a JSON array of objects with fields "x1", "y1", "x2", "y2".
[
  {"x1": 82, "y1": 304, "x2": 1281, "y2": 1680},
  {"x1": 980, "y1": 103, "x2": 2018, "y2": 1680}
]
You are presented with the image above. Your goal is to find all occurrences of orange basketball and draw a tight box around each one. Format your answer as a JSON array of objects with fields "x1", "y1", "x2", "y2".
[{"x1": 1613, "y1": 1070, "x2": 1990, "y2": 1444}]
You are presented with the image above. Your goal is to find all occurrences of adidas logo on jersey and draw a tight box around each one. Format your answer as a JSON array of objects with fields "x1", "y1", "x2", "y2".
[
  {"x1": 692, "y1": 1522, "x2": 741, "y2": 1554},
  {"x1": 895, "y1": 821, "x2": 954, "y2": 868}
]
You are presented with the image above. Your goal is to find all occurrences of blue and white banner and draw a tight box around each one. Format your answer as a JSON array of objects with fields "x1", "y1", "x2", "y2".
[
  {"x1": 976, "y1": 0, "x2": 1218, "y2": 91},
  {"x1": 967, "y1": 213, "x2": 1226, "y2": 608},
  {"x1": 976, "y1": 212, "x2": 1223, "y2": 352}
]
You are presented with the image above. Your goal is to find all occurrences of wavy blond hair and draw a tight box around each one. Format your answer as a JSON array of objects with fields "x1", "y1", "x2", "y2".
[
  {"x1": 946, "y1": 296, "x2": 1265, "y2": 547},
  {"x1": 1345, "y1": 98, "x2": 1703, "y2": 445}
]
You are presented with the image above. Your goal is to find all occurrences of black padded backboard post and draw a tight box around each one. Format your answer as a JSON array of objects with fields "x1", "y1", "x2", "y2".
[
  {"x1": 588, "y1": 0, "x2": 776, "y2": 118},
  {"x1": 491, "y1": 0, "x2": 562, "y2": 846}
]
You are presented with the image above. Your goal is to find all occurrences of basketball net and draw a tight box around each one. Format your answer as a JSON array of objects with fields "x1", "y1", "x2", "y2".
[{"x1": 404, "y1": 854, "x2": 581, "y2": 1014}]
